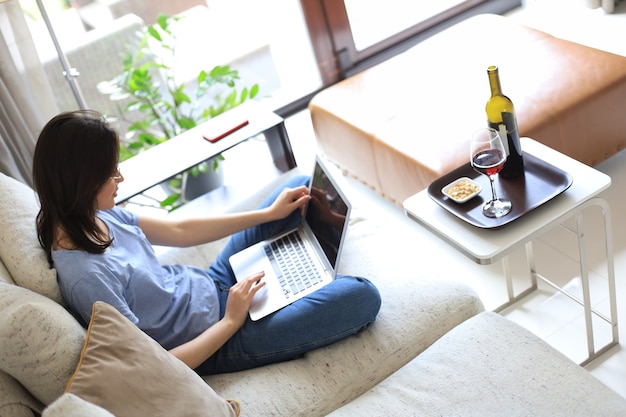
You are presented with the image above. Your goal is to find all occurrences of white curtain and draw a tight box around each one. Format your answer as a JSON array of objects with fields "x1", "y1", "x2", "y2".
[{"x1": 0, "y1": 0, "x2": 58, "y2": 187}]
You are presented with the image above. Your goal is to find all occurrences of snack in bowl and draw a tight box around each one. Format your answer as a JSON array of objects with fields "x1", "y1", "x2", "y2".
[{"x1": 442, "y1": 177, "x2": 482, "y2": 203}]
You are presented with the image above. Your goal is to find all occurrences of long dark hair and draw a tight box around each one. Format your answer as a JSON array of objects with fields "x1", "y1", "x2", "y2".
[{"x1": 33, "y1": 110, "x2": 120, "y2": 266}]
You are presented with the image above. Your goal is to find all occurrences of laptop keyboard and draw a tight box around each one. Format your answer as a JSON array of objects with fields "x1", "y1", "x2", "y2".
[{"x1": 264, "y1": 232, "x2": 322, "y2": 299}]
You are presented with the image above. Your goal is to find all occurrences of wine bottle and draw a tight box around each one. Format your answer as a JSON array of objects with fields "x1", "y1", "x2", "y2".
[{"x1": 485, "y1": 65, "x2": 524, "y2": 178}]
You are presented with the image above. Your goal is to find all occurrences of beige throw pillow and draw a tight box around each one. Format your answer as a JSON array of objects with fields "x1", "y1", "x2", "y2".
[{"x1": 66, "y1": 301, "x2": 239, "y2": 417}]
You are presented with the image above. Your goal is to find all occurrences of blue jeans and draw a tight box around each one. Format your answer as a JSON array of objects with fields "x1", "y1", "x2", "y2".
[{"x1": 197, "y1": 175, "x2": 381, "y2": 375}]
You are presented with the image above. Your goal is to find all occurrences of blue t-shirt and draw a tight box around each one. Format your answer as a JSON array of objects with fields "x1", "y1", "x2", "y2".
[{"x1": 53, "y1": 206, "x2": 220, "y2": 350}]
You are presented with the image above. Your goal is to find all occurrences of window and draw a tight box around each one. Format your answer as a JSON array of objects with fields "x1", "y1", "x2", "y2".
[
  {"x1": 21, "y1": 0, "x2": 321, "y2": 121},
  {"x1": 22, "y1": 0, "x2": 520, "y2": 120},
  {"x1": 301, "y1": 0, "x2": 522, "y2": 84},
  {"x1": 345, "y1": 0, "x2": 469, "y2": 51}
]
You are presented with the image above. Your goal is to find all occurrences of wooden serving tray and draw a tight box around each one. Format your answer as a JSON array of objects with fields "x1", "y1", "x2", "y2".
[{"x1": 428, "y1": 152, "x2": 573, "y2": 229}]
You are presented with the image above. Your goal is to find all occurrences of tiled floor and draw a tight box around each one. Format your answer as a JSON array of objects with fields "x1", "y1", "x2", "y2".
[{"x1": 166, "y1": 0, "x2": 626, "y2": 400}]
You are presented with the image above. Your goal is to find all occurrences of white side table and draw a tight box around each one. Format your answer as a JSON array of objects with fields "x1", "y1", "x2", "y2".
[{"x1": 403, "y1": 138, "x2": 618, "y2": 366}]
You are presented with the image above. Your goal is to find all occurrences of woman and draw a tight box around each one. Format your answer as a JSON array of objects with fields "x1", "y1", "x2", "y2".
[{"x1": 32, "y1": 110, "x2": 381, "y2": 375}]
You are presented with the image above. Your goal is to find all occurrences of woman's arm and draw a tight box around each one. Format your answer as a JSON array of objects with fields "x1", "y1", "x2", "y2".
[
  {"x1": 139, "y1": 185, "x2": 310, "y2": 247},
  {"x1": 168, "y1": 273, "x2": 265, "y2": 369}
]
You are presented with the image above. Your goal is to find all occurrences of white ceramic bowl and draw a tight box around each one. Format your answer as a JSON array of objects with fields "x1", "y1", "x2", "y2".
[{"x1": 441, "y1": 177, "x2": 482, "y2": 203}]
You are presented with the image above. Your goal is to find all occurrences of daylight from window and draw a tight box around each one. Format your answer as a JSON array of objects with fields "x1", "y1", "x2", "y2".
[
  {"x1": 344, "y1": 0, "x2": 466, "y2": 50},
  {"x1": 20, "y1": 0, "x2": 320, "y2": 123}
]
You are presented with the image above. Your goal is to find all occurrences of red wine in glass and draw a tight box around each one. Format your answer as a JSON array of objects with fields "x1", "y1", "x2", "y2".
[
  {"x1": 469, "y1": 128, "x2": 512, "y2": 218},
  {"x1": 472, "y1": 149, "x2": 505, "y2": 177}
]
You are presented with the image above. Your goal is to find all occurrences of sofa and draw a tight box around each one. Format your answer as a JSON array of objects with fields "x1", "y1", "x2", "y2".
[{"x1": 1, "y1": 163, "x2": 626, "y2": 416}]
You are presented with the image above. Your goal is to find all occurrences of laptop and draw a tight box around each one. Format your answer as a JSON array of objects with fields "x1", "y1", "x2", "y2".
[{"x1": 229, "y1": 156, "x2": 351, "y2": 320}]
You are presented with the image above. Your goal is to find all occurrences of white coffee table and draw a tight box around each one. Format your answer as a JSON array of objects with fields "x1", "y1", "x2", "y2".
[{"x1": 403, "y1": 137, "x2": 618, "y2": 366}]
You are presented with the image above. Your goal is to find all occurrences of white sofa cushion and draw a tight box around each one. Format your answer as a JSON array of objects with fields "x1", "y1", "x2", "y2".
[
  {"x1": 0, "y1": 282, "x2": 85, "y2": 405},
  {"x1": 43, "y1": 393, "x2": 114, "y2": 417},
  {"x1": 204, "y1": 279, "x2": 482, "y2": 416},
  {"x1": 0, "y1": 174, "x2": 63, "y2": 304},
  {"x1": 328, "y1": 312, "x2": 626, "y2": 416}
]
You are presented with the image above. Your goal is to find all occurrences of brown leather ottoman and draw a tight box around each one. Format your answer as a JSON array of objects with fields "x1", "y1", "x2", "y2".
[{"x1": 309, "y1": 14, "x2": 626, "y2": 205}]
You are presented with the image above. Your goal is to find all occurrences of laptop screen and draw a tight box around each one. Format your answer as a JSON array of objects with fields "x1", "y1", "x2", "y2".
[{"x1": 305, "y1": 160, "x2": 350, "y2": 269}]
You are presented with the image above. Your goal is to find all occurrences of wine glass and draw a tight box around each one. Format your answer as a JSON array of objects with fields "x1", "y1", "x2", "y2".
[{"x1": 470, "y1": 128, "x2": 512, "y2": 218}]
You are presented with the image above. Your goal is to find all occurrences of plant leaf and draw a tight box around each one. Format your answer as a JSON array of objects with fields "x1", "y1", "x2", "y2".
[
  {"x1": 160, "y1": 193, "x2": 181, "y2": 208},
  {"x1": 147, "y1": 26, "x2": 162, "y2": 42},
  {"x1": 156, "y1": 13, "x2": 168, "y2": 30}
]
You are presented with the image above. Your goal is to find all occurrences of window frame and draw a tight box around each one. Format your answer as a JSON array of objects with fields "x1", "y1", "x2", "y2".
[{"x1": 298, "y1": 0, "x2": 522, "y2": 90}]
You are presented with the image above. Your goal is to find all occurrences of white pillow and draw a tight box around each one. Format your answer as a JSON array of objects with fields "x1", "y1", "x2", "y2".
[
  {"x1": 0, "y1": 174, "x2": 63, "y2": 304},
  {"x1": 0, "y1": 282, "x2": 85, "y2": 405}
]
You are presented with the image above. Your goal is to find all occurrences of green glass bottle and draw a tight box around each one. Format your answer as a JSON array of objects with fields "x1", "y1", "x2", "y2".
[{"x1": 486, "y1": 65, "x2": 524, "y2": 178}]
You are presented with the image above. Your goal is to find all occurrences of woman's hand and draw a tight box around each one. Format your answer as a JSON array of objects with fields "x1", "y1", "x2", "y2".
[
  {"x1": 267, "y1": 185, "x2": 310, "y2": 220},
  {"x1": 169, "y1": 272, "x2": 265, "y2": 369},
  {"x1": 223, "y1": 272, "x2": 266, "y2": 328}
]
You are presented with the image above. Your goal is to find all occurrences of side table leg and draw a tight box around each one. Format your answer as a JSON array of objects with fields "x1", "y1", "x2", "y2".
[
  {"x1": 534, "y1": 198, "x2": 618, "y2": 366},
  {"x1": 576, "y1": 211, "x2": 596, "y2": 362},
  {"x1": 525, "y1": 241, "x2": 539, "y2": 290},
  {"x1": 578, "y1": 198, "x2": 619, "y2": 366},
  {"x1": 602, "y1": 200, "x2": 620, "y2": 347},
  {"x1": 504, "y1": 256, "x2": 514, "y2": 303},
  {"x1": 494, "y1": 253, "x2": 537, "y2": 313},
  {"x1": 264, "y1": 122, "x2": 297, "y2": 172}
]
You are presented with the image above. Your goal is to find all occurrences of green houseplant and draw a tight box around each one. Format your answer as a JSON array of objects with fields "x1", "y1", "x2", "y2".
[{"x1": 98, "y1": 12, "x2": 259, "y2": 210}]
